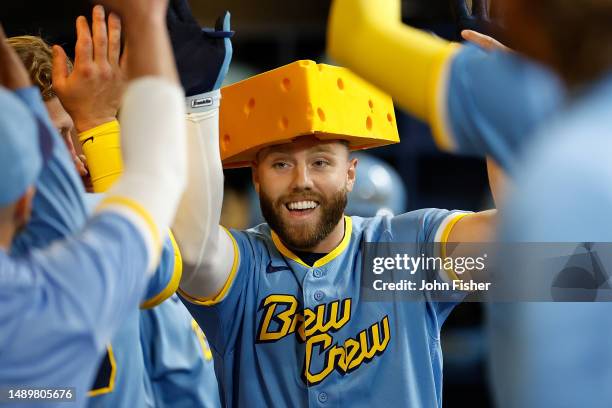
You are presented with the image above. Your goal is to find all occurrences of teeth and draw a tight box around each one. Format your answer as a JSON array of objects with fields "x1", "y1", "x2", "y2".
[{"x1": 287, "y1": 200, "x2": 318, "y2": 210}]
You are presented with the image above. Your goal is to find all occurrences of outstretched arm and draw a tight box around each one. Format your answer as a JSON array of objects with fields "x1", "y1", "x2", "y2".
[{"x1": 160, "y1": 0, "x2": 237, "y2": 301}]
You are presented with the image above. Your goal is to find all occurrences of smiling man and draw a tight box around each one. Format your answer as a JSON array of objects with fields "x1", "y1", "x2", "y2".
[{"x1": 171, "y1": 60, "x2": 495, "y2": 407}]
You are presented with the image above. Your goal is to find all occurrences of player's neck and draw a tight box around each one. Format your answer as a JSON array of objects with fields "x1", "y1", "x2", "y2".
[{"x1": 294, "y1": 215, "x2": 346, "y2": 254}]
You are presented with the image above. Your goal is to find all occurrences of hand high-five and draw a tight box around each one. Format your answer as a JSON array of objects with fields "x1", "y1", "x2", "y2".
[
  {"x1": 52, "y1": 6, "x2": 126, "y2": 133},
  {"x1": 167, "y1": 0, "x2": 233, "y2": 96}
]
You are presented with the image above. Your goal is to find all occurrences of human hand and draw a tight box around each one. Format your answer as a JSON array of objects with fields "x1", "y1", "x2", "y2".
[
  {"x1": 461, "y1": 29, "x2": 509, "y2": 52},
  {"x1": 52, "y1": 6, "x2": 126, "y2": 133},
  {"x1": 167, "y1": 0, "x2": 233, "y2": 96}
]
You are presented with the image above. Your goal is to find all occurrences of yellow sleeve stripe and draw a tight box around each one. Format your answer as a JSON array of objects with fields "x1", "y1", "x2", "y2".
[
  {"x1": 78, "y1": 120, "x2": 121, "y2": 142},
  {"x1": 191, "y1": 319, "x2": 213, "y2": 361},
  {"x1": 428, "y1": 42, "x2": 461, "y2": 152},
  {"x1": 439, "y1": 212, "x2": 471, "y2": 281},
  {"x1": 140, "y1": 229, "x2": 183, "y2": 309},
  {"x1": 178, "y1": 227, "x2": 240, "y2": 306},
  {"x1": 96, "y1": 195, "x2": 162, "y2": 253}
]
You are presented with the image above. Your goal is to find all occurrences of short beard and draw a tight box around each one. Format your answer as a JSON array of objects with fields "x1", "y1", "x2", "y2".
[{"x1": 259, "y1": 187, "x2": 347, "y2": 251}]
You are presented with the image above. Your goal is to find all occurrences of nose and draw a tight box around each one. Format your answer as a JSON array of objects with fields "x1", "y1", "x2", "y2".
[{"x1": 290, "y1": 162, "x2": 314, "y2": 191}]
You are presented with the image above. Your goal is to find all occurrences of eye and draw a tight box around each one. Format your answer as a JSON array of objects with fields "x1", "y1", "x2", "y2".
[
  {"x1": 313, "y1": 159, "x2": 330, "y2": 168},
  {"x1": 272, "y1": 162, "x2": 290, "y2": 169}
]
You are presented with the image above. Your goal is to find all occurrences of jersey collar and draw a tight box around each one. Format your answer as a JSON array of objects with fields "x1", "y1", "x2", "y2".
[{"x1": 271, "y1": 215, "x2": 353, "y2": 268}]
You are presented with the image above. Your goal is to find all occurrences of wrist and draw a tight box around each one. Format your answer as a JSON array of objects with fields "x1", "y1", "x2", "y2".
[{"x1": 74, "y1": 116, "x2": 118, "y2": 134}]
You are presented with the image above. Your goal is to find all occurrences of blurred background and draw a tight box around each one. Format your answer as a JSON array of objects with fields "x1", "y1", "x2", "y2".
[{"x1": 2, "y1": 1, "x2": 494, "y2": 406}]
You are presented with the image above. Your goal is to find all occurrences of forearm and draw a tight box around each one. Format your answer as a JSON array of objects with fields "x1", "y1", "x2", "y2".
[
  {"x1": 173, "y1": 91, "x2": 234, "y2": 299},
  {"x1": 327, "y1": 0, "x2": 459, "y2": 125},
  {"x1": 98, "y1": 77, "x2": 186, "y2": 271},
  {"x1": 79, "y1": 120, "x2": 123, "y2": 193},
  {"x1": 124, "y1": 17, "x2": 178, "y2": 84}
]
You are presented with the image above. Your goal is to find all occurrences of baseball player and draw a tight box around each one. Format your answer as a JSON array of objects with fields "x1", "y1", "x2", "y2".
[
  {"x1": 52, "y1": 1, "x2": 234, "y2": 405},
  {"x1": 8, "y1": 8, "x2": 221, "y2": 406},
  {"x1": 0, "y1": 0, "x2": 189, "y2": 404},
  {"x1": 327, "y1": 0, "x2": 566, "y2": 174},
  {"x1": 162, "y1": 55, "x2": 497, "y2": 405}
]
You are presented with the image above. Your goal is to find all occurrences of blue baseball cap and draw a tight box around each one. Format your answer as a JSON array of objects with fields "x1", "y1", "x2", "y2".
[{"x1": 0, "y1": 87, "x2": 47, "y2": 206}]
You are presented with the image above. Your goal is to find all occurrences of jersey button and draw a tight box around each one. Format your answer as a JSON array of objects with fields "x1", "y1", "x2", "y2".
[
  {"x1": 313, "y1": 269, "x2": 322, "y2": 278},
  {"x1": 314, "y1": 290, "x2": 325, "y2": 301},
  {"x1": 318, "y1": 392, "x2": 328, "y2": 403}
]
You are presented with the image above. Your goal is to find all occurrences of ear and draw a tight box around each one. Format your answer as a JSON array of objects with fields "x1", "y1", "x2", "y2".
[
  {"x1": 14, "y1": 186, "x2": 35, "y2": 227},
  {"x1": 251, "y1": 162, "x2": 260, "y2": 194},
  {"x1": 346, "y1": 157, "x2": 358, "y2": 192}
]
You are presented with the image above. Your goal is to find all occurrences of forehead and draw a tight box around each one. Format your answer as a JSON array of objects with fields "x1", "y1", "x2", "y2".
[{"x1": 257, "y1": 136, "x2": 348, "y2": 159}]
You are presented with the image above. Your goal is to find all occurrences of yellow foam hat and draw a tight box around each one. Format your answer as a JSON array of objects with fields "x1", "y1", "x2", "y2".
[{"x1": 219, "y1": 60, "x2": 400, "y2": 168}]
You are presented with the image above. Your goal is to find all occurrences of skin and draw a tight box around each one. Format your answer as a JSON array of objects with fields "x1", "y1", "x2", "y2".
[
  {"x1": 252, "y1": 135, "x2": 496, "y2": 256},
  {"x1": 252, "y1": 137, "x2": 357, "y2": 253},
  {"x1": 52, "y1": 6, "x2": 126, "y2": 134},
  {"x1": 44, "y1": 97, "x2": 92, "y2": 191}
]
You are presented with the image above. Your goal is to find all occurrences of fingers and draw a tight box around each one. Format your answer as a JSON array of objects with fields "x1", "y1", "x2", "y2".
[
  {"x1": 461, "y1": 29, "x2": 509, "y2": 52},
  {"x1": 75, "y1": 16, "x2": 94, "y2": 67},
  {"x1": 51, "y1": 45, "x2": 70, "y2": 88},
  {"x1": 107, "y1": 12, "x2": 122, "y2": 66},
  {"x1": 92, "y1": 5, "x2": 109, "y2": 64}
]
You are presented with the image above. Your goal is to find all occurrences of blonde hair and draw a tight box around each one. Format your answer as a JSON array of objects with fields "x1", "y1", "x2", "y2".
[{"x1": 7, "y1": 35, "x2": 72, "y2": 100}]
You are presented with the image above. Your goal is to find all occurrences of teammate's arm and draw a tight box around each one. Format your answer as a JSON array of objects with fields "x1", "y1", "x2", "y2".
[
  {"x1": 327, "y1": 0, "x2": 564, "y2": 171},
  {"x1": 53, "y1": 8, "x2": 183, "y2": 306},
  {"x1": 163, "y1": 0, "x2": 238, "y2": 302}
]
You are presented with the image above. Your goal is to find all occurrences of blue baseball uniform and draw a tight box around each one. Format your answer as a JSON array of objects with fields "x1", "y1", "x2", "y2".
[
  {"x1": 435, "y1": 44, "x2": 565, "y2": 171},
  {"x1": 182, "y1": 211, "x2": 467, "y2": 407},
  {"x1": 39, "y1": 179, "x2": 218, "y2": 407},
  {"x1": 1, "y1": 87, "x2": 159, "y2": 406},
  {"x1": 491, "y1": 74, "x2": 612, "y2": 408},
  {"x1": 141, "y1": 295, "x2": 221, "y2": 408}
]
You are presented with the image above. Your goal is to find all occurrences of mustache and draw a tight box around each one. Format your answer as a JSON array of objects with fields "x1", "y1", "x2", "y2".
[{"x1": 277, "y1": 191, "x2": 324, "y2": 204}]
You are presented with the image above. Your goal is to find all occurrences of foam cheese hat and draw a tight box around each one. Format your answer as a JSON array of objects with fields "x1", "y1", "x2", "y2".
[{"x1": 219, "y1": 60, "x2": 400, "y2": 168}]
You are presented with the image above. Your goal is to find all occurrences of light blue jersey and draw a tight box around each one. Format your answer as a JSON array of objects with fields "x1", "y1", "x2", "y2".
[
  {"x1": 441, "y1": 44, "x2": 565, "y2": 171},
  {"x1": 492, "y1": 74, "x2": 612, "y2": 408},
  {"x1": 183, "y1": 210, "x2": 466, "y2": 407},
  {"x1": 141, "y1": 295, "x2": 221, "y2": 408},
  {"x1": 0, "y1": 87, "x2": 155, "y2": 407}
]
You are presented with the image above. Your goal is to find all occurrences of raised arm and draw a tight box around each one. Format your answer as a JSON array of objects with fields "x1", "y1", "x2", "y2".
[
  {"x1": 327, "y1": 0, "x2": 564, "y2": 172},
  {"x1": 159, "y1": 0, "x2": 238, "y2": 301}
]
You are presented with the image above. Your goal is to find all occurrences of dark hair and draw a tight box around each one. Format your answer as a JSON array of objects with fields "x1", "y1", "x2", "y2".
[{"x1": 534, "y1": 0, "x2": 612, "y2": 85}]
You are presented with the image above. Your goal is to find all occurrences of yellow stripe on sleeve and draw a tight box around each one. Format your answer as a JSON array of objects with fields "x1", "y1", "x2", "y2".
[
  {"x1": 439, "y1": 212, "x2": 471, "y2": 281},
  {"x1": 96, "y1": 195, "x2": 162, "y2": 253},
  {"x1": 140, "y1": 229, "x2": 184, "y2": 309},
  {"x1": 178, "y1": 227, "x2": 240, "y2": 306}
]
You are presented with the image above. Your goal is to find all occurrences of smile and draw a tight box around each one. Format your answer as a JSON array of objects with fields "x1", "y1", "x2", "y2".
[{"x1": 285, "y1": 200, "x2": 320, "y2": 211}]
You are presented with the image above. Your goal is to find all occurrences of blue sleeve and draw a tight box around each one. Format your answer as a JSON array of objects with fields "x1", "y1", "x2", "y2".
[
  {"x1": 140, "y1": 296, "x2": 221, "y2": 408},
  {"x1": 445, "y1": 45, "x2": 564, "y2": 171},
  {"x1": 180, "y1": 229, "x2": 253, "y2": 357},
  {"x1": 141, "y1": 234, "x2": 181, "y2": 307},
  {"x1": 11, "y1": 87, "x2": 88, "y2": 253},
  {"x1": 390, "y1": 209, "x2": 466, "y2": 327},
  {"x1": 76, "y1": 193, "x2": 178, "y2": 307},
  {"x1": 0, "y1": 213, "x2": 150, "y2": 400}
]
